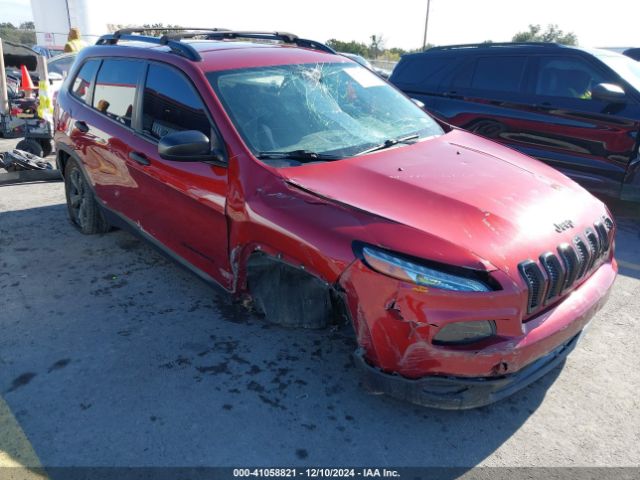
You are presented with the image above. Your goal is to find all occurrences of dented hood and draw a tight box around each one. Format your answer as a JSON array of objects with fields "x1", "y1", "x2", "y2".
[{"x1": 278, "y1": 129, "x2": 607, "y2": 274}]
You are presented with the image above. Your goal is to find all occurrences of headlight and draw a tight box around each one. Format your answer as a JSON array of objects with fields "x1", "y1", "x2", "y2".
[
  {"x1": 433, "y1": 320, "x2": 497, "y2": 345},
  {"x1": 359, "y1": 245, "x2": 491, "y2": 292}
]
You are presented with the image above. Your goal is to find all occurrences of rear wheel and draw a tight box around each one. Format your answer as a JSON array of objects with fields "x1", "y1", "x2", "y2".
[
  {"x1": 64, "y1": 158, "x2": 110, "y2": 234},
  {"x1": 16, "y1": 138, "x2": 44, "y2": 157}
]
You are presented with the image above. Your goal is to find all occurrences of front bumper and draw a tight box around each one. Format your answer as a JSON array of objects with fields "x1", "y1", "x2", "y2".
[
  {"x1": 354, "y1": 331, "x2": 580, "y2": 410},
  {"x1": 341, "y1": 257, "x2": 616, "y2": 408}
]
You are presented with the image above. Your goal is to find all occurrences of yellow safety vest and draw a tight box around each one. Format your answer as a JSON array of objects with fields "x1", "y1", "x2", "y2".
[
  {"x1": 64, "y1": 38, "x2": 86, "y2": 53},
  {"x1": 37, "y1": 80, "x2": 53, "y2": 121}
]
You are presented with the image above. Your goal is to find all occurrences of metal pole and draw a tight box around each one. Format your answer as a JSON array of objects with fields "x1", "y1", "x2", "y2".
[
  {"x1": 65, "y1": 0, "x2": 72, "y2": 30},
  {"x1": 422, "y1": 0, "x2": 432, "y2": 51},
  {"x1": 36, "y1": 54, "x2": 49, "y2": 85},
  {"x1": 0, "y1": 39, "x2": 9, "y2": 115}
]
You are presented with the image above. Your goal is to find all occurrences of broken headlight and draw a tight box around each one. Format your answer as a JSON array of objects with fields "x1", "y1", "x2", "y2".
[
  {"x1": 359, "y1": 245, "x2": 491, "y2": 292},
  {"x1": 433, "y1": 321, "x2": 497, "y2": 345}
]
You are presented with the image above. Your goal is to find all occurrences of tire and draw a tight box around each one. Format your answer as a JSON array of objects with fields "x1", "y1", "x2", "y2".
[
  {"x1": 64, "y1": 157, "x2": 110, "y2": 234},
  {"x1": 39, "y1": 139, "x2": 53, "y2": 157},
  {"x1": 15, "y1": 139, "x2": 44, "y2": 157}
]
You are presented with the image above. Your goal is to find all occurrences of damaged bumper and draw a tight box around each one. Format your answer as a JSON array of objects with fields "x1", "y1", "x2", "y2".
[
  {"x1": 342, "y1": 257, "x2": 617, "y2": 408},
  {"x1": 354, "y1": 332, "x2": 580, "y2": 410}
]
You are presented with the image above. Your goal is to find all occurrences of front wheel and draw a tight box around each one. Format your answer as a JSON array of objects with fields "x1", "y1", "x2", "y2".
[{"x1": 64, "y1": 158, "x2": 110, "y2": 234}]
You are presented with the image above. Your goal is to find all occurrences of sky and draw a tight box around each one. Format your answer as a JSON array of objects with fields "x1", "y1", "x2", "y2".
[{"x1": 2, "y1": 0, "x2": 639, "y2": 50}]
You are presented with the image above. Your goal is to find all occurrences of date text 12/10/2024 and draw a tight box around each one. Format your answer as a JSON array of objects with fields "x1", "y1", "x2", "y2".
[{"x1": 233, "y1": 469, "x2": 401, "y2": 478}]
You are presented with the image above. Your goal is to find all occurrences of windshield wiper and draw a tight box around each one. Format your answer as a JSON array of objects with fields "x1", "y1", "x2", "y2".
[
  {"x1": 256, "y1": 149, "x2": 342, "y2": 162},
  {"x1": 354, "y1": 134, "x2": 420, "y2": 156}
]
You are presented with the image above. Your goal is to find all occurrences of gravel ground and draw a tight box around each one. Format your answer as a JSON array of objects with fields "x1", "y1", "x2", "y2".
[{"x1": 0, "y1": 136, "x2": 639, "y2": 471}]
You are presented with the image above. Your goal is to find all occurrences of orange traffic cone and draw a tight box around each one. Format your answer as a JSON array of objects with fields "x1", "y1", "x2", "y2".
[{"x1": 20, "y1": 64, "x2": 35, "y2": 91}]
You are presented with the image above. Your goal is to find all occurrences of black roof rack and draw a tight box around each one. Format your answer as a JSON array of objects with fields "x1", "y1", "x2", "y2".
[
  {"x1": 95, "y1": 27, "x2": 335, "y2": 61},
  {"x1": 428, "y1": 42, "x2": 562, "y2": 51},
  {"x1": 197, "y1": 31, "x2": 336, "y2": 54}
]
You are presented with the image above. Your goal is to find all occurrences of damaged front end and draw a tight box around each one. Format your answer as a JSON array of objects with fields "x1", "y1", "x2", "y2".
[{"x1": 338, "y1": 243, "x2": 617, "y2": 409}]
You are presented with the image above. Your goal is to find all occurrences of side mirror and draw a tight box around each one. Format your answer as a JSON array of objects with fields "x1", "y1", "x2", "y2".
[
  {"x1": 158, "y1": 130, "x2": 222, "y2": 162},
  {"x1": 411, "y1": 98, "x2": 426, "y2": 109},
  {"x1": 591, "y1": 83, "x2": 626, "y2": 103}
]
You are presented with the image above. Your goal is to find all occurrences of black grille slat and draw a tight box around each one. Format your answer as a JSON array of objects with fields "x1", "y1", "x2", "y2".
[
  {"x1": 594, "y1": 221, "x2": 610, "y2": 253},
  {"x1": 540, "y1": 252, "x2": 565, "y2": 302},
  {"x1": 585, "y1": 228, "x2": 601, "y2": 267},
  {"x1": 557, "y1": 243, "x2": 579, "y2": 290},
  {"x1": 604, "y1": 217, "x2": 613, "y2": 230},
  {"x1": 573, "y1": 236, "x2": 590, "y2": 279},
  {"x1": 518, "y1": 260, "x2": 547, "y2": 313}
]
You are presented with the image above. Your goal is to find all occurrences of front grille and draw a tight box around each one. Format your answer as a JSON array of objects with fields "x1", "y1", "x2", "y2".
[{"x1": 519, "y1": 217, "x2": 613, "y2": 315}]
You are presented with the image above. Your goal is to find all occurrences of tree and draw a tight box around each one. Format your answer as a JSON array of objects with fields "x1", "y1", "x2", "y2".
[
  {"x1": 110, "y1": 23, "x2": 183, "y2": 37},
  {"x1": 326, "y1": 39, "x2": 369, "y2": 57},
  {"x1": 368, "y1": 34, "x2": 386, "y2": 59},
  {"x1": 0, "y1": 21, "x2": 36, "y2": 45},
  {"x1": 141, "y1": 23, "x2": 183, "y2": 36},
  {"x1": 512, "y1": 24, "x2": 577, "y2": 45}
]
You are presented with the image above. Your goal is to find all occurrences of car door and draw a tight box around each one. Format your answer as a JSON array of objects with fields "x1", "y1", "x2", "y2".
[
  {"x1": 435, "y1": 54, "x2": 536, "y2": 150},
  {"x1": 62, "y1": 58, "x2": 145, "y2": 213},
  {"x1": 123, "y1": 62, "x2": 230, "y2": 287},
  {"x1": 79, "y1": 58, "x2": 147, "y2": 215},
  {"x1": 515, "y1": 54, "x2": 640, "y2": 196}
]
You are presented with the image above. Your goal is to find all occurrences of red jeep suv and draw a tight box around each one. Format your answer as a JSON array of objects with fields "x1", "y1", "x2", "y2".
[{"x1": 54, "y1": 29, "x2": 617, "y2": 409}]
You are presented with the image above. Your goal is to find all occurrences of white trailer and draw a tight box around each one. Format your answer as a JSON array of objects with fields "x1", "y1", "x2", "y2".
[{"x1": 30, "y1": 0, "x2": 110, "y2": 47}]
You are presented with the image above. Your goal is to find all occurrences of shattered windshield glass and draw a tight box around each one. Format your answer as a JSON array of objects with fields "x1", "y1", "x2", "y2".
[{"x1": 207, "y1": 62, "x2": 443, "y2": 162}]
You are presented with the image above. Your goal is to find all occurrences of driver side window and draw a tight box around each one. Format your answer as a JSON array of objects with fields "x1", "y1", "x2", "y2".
[
  {"x1": 535, "y1": 56, "x2": 607, "y2": 100},
  {"x1": 142, "y1": 63, "x2": 220, "y2": 149}
]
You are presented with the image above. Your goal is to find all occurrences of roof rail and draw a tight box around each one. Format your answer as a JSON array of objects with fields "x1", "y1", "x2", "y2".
[
  {"x1": 428, "y1": 42, "x2": 562, "y2": 51},
  {"x1": 95, "y1": 27, "x2": 335, "y2": 61},
  {"x1": 96, "y1": 29, "x2": 208, "y2": 61},
  {"x1": 199, "y1": 31, "x2": 336, "y2": 54}
]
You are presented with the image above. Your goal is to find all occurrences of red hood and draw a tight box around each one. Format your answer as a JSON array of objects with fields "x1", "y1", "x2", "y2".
[{"x1": 278, "y1": 129, "x2": 608, "y2": 276}]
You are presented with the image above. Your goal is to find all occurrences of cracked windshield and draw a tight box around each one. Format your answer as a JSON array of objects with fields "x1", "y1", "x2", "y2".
[{"x1": 207, "y1": 62, "x2": 444, "y2": 163}]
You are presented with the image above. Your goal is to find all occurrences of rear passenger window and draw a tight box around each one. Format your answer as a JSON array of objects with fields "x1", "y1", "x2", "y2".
[
  {"x1": 471, "y1": 56, "x2": 527, "y2": 93},
  {"x1": 70, "y1": 60, "x2": 99, "y2": 104},
  {"x1": 142, "y1": 63, "x2": 211, "y2": 141},
  {"x1": 92, "y1": 59, "x2": 144, "y2": 127},
  {"x1": 451, "y1": 60, "x2": 475, "y2": 89}
]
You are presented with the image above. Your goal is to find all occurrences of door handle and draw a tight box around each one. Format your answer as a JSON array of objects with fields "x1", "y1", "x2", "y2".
[
  {"x1": 74, "y1": 120, "x2": 89, "y2": 133},
  {"x1": 129, "y1": 151, "x2": 150, "y2": 166}
]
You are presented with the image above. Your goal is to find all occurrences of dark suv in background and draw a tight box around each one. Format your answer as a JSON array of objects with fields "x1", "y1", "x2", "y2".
[{"x1": 390, "y1": 43, "x2": 640, "y2": 202}]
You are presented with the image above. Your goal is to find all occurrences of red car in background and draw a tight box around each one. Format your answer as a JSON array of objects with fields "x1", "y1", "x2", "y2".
[{"x1": 54, "y1": 29, "x2": 617, "y2": 409}]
